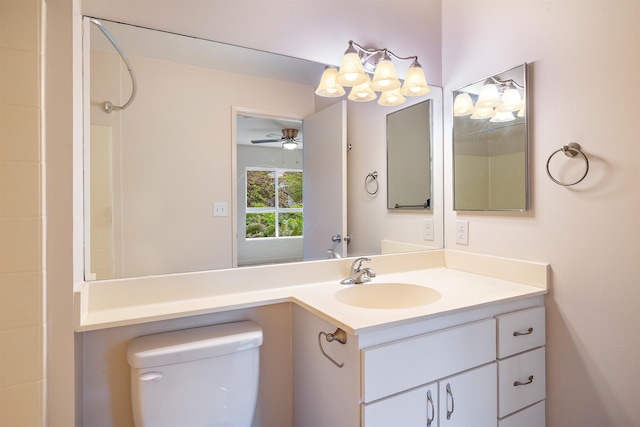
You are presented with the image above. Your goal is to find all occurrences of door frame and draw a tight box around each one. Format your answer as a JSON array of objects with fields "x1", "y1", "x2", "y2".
[{"x1": 231, "y1": 106, "x2": 305, "y2": 267}]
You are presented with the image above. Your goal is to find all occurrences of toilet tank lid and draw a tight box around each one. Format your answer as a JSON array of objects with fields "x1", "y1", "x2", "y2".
[{"x1": 127, "y1": 321, "x2": 263, "y2": 368}]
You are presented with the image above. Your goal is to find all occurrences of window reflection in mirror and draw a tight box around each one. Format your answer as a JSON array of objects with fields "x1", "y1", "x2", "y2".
[{"x1": 452, "y1": 63, "x2": 529, "y2": 211}]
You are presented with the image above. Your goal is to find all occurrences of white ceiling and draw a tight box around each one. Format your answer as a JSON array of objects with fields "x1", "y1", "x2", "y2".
[{"x1": 236, "y1": 114, "x2": 303, "y2": 149}]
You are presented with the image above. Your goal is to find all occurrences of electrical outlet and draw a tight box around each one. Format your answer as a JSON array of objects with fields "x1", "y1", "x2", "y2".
[
  {"x1": 423, "y1": 218, "x2": 434, "y2": 241},
  {"x1": 456, "y1": 220, "x2": 469, "y2": 245},
  {"x1": 213, "y1": 202, "x2": 228, "y2": 217}
]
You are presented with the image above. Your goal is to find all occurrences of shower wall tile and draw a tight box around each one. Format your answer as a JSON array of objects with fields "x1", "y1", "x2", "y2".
[
  {"x1": 0, "y1": 160, "x2": 41, "y2": 216},
  {"x1": 0, "y1": 105, "x2": 41, "y2": 162},
  {"x1": 0, "y1": 48, "x2": 40, "y2": 107},
  {"x1": 0, "y1": 380, "x2": 44, "y2": 427},
  {"x1": 0, "y1": 0, "x2": 40, "y2": 52},
  {"x1": 0, "y1": 216, "x2": 42, "y2": 273},
  {"x1": 0, "y1": 325, "x2": 44, "y2": 387},
  {"x1": 0, "y1": 272, "x2": 43, "y2": 330}
]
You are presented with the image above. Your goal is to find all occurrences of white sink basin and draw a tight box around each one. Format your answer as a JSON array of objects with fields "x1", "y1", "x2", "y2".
[{"x1": 335, "y1": 283, "x2": 441, "y2": 309}]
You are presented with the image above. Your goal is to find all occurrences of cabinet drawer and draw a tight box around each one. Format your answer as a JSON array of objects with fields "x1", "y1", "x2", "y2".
[
  {"x1": 362, "y1": 318, "x2": 496, "y2": 403},
  {"x1": 496, "y1": 306, "x2": 545, "y2": 358},
  {"x1": 499, "y1": 400, "x2": 545, "y2": 427},
  {"x1": 361, "y1": 382, "x2": 437, "y2": 427},
  {"x1": 498, "y1": 347, "x2": 545, "y2": 417}
]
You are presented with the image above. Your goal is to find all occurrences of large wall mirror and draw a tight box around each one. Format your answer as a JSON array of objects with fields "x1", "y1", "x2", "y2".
[
  {"x1": 83, "y1": 17, "x2": 443, "y2": 281},
  {"x1": 452, "y1": 63, "x2": 529, "y2": 211}
]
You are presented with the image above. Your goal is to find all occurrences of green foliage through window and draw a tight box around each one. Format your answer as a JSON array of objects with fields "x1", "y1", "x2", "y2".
[{"x1": 246, "y1": 168, "x2": 303, "y2": 239}]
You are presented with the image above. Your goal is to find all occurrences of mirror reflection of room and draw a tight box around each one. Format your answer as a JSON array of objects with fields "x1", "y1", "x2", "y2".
[
  {"x1": 386, "y1": 100, "x2": 432, "y2": 210},
  {"x1": 84, "y1": 18, "x2": 443, "y2": 281},
  {"x1": 452, "y1": 63, "x2": 529, "y2": 212}
]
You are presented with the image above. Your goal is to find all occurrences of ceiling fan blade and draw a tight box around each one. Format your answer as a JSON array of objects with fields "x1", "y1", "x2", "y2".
[{"x1": 251, "y1": 138, "x2": 282, "y2": 144}]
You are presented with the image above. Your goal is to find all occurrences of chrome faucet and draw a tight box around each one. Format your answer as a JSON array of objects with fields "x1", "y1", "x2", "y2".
[{"x1": 341, "y1": 257, "x2": 376, "y2": 285}]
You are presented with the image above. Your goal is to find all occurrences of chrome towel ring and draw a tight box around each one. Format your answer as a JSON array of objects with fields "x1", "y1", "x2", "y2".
[
  {"x1": 365, "y1": 171, "x2": 379, "y2": 196},
  {"x1": 546, "y1": 143, "x2": 589, "y2": 186}
]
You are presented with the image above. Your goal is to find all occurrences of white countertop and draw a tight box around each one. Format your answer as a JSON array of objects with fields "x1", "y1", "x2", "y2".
[{"x1": 76, "y1": 250, "x2": 549, "y2": 333}]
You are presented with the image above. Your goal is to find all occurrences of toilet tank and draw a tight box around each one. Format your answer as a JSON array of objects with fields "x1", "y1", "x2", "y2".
[{"x1": 127, "y1": 321, "x2": 263, "y2": 427}]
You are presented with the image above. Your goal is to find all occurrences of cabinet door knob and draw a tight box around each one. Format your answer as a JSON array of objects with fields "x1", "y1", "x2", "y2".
[{"x1": 446, "y1": 383, "x2": 455, "y2": 420}]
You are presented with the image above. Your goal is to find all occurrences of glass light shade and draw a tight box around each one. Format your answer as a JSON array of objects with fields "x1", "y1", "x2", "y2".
[
  {"x1": 470, "y1": 107, "x2": 495, "y2": 120},
  {"x1": 377, "y1": 88, "x2": 406, "y2": 106},
  {"x1": 315, "y1": 66, "x2": 346, "y2": 97},
  {"x1": 496, "y1": 88, "x2": 524, "y2": 112},
  {"x1": 348, "y1": 77, "x2": 377, "y2": 102},
  {"x1": 490, "y1": 111, "x2": 515, "y2": 122},
  {"x1": 370, "y1": 57, "x2": 401, "y2": 92},
  {"x1": 335, "y1": 52, "x2": 368, "y2": 87},
  {"x1": 517, "y1": 94, "x2": 526, "y2": 117},
  {"x1": 282, "y1": 140, "x2": 298, "y2": 150},
  {"x1": 475, "y1": 83, "x2": 502, "y2": 108},
  {"x1": 453, "y1": 93, "x2": 475, "y2": 116},
  {"x1": 400, "y1": 63, "x2": 430, "y2": 96}
]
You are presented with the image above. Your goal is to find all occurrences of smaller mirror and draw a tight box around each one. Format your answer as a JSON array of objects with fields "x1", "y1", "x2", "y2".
[
  {"x1": 387, "y1": 100, "x2": 432, "y2": 210},
  {"x1": 452, "y1": 63, "x2": 529, "y2": 211}
]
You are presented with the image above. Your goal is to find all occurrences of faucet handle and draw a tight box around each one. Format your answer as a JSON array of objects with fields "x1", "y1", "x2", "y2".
[{"x1": 351, "y1": 257, "x2": 371, "y2": 271}]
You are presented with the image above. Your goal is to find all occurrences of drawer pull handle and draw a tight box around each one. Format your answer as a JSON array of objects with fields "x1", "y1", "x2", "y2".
[
  {"x1": 426, "y1": 389, "x2": 435, "y2": 427},
  {"x1": 514, "y1": 375, "x2": 534, "y2": 386},
  {"x1": 445, "y1": 383, "x2": 455, "y2": 420},
  {"x1": 513, "y1": 327, "x2": 534, "y2": 336}
]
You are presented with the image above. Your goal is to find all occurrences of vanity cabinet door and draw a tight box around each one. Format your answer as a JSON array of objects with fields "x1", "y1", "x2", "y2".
[
  {"x1": 439, "y1": 363, "x2": 497, "y2": 427},
  {"x1": 362, "y1": 382, "x2": 438, "y2": 427}
]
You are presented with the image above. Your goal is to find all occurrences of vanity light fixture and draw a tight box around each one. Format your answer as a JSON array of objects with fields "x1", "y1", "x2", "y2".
[
  {"x1": 454, "y1": 77, "x2": 525, "y2": 120},
  {"x1": 453, "y1": 92, "x2": 474, "y2": 116},
  {"x1": 490, "y1": 110, "x2": 516, "y2": 122},
  {"x1": 316, "y1": 40, "x2": 430, "y2": 106},
  {"x1": 315, "y1": 66, "x2": 346, "y2": 97},
  {"x1": 378, "y1": 88, "x2": 406, "y2": 107}
]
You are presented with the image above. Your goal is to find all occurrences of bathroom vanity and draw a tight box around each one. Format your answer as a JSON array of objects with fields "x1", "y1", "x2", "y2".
[
  {"x1": 293, "y1": 300, "x2": 545, "y2": 427},
  {"x1": 76, "y1": 249, "x2": 548, "y2": 427}
]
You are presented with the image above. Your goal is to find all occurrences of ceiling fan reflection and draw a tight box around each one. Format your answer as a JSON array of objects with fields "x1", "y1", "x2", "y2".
[{"x1": 251, "y1": 128, "x2": 302, "y2": 150}]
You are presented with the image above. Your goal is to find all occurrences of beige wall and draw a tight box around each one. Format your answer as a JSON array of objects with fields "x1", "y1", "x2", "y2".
[
  {"x1": 442, "y1": 1, "x2": 640, "y2": 426},
  {"x1": 0, "y1": 0, "x2": 45, "y2": 425}
]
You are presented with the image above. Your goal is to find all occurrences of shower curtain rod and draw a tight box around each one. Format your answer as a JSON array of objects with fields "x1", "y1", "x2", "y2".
[{"x1": 89, "y1": 18, "x2": 137, "y2": 113}]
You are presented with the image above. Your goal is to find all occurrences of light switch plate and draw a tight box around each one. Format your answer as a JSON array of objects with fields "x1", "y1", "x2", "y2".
[{"x1": 213, "y1": 202, "x2": 228, "y2": 217}]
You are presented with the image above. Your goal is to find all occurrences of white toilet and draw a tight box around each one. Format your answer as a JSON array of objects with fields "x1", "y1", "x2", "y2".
[{"x1": 127, "y1": 321, "x2": 263, "y2": 427}]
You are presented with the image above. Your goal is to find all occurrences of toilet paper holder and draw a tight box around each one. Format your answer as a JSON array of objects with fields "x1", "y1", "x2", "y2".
[{"x1": 318, "y1": 328, "x2": 347, "y2": 368}]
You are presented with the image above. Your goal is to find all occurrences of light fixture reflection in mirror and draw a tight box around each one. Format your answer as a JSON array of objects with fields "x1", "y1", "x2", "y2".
[{"x1": 452, "y1": 63, "x2": 529, "y2": 212}]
